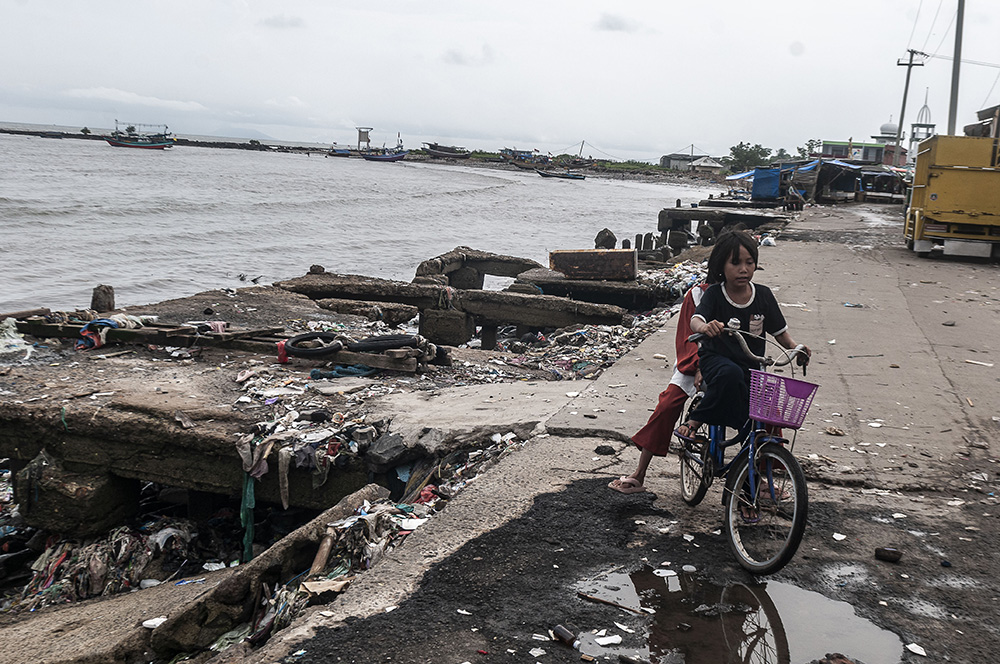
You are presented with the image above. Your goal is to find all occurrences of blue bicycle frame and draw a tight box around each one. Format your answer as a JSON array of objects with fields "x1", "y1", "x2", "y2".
[{"x1": 701, "y1": 418, "x2": 787, "y2": 506}]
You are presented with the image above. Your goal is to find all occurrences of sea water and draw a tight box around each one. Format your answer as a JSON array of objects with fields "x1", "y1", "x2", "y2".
[{"x1": 0, "y1": 132, "x2": 715, "y2": 313}]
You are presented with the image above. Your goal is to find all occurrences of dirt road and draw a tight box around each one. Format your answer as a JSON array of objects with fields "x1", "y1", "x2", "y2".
[{"x1": 210, "y1": 204, "x2": 997, "y2": 664}]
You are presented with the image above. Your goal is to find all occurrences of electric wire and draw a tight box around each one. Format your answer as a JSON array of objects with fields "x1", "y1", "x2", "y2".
[
  {"x1": 920, "y1": 0, "x2": 945, "y2": 52},
  {"x1": 930, "y1": 9, "x2": 957, "y2": 57},
  {"x1": 906, "y1": 0, "x2": 924, "y2": 49},
  {"x1": 982, "y1": 68, "x2": 1000, "y2": 108}
]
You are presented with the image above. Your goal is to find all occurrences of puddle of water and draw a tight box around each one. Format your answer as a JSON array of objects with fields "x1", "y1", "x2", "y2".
[{"x1": 576, "y1": 568, "x2": 903, "y2": 664}]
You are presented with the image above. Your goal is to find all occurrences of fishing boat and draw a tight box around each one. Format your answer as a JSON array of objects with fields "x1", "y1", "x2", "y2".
[
  {"x1": 361, "y1": 134, "x2": 408, "y2": 162},
  {"x1": 361, "y1": 147, "x2": 408, "y2": 162},
  {"x1": 326, "y1": 143, "x2": 351, "y2": 157},
  {"x1": 423, "y1": 142, "x2": 471, "y2": 159},
  {"x1": 105, "y1": 121, "x2": 174, "y2": 149},
  {"x1": 536, "y1": 169, "x2": 586, "y2": 180},
  {"x1": 500, "y1": 147, "x2": 549, "y2": 166}
]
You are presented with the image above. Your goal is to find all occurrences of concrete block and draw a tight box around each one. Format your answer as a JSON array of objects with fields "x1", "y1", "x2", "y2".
[{"x1": 419, "y1": 309, "x2": 475, "y2": 346}]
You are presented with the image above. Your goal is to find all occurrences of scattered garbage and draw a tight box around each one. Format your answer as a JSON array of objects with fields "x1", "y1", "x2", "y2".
[{"x1": 906, "y1": 642, "x2": 927, "y2": 656}]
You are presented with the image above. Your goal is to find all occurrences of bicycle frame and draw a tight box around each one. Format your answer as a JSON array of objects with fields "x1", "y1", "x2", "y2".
[{"x1": 688, "y1": 416, "x2": 788, "y2": 505}]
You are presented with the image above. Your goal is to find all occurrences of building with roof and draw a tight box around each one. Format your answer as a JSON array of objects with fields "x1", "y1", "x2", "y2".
[
  {"x1": 689, "y1": 156, "x2": 725, "y2": 174},
  {"x1": 819, "y1": 118, "x2": 906, "y2": 166},
  {"x1": 659, "y1": 152, "x2": 700, "y2": 170}
]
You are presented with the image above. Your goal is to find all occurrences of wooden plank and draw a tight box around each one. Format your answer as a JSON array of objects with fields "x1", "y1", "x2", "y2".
[
  {"x1": 14, "y1": 320, "x2": 286, "y2": 346},
  {"x1": 0, "y1": 308, "x2": 51, "y2": 320},
  {"x1": 548, "y1": 249, "x2": 637, "y2": 281}
]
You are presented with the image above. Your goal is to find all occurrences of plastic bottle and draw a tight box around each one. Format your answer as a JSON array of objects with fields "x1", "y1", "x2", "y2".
[{"x1": 552, "y1": 624, "x2": 581, "y2": 649}]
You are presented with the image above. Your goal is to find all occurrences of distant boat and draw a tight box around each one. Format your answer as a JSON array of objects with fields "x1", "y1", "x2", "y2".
[
  {"x1": 500, "y1": 147, "x2": 549, "y2": 166},
  {"x1": 362, "y1": 134, "x2": 408, "y2": 162},
  {"x1": 326, "y1": 146, "x2": 351, "y2": 157},
  {"x1": 105, "y1": 121, "x2": 174, "y2": 149},
  {"x1": 423, "y1": 142, "x2": 471, "y2": 159},
  {"x1": 361, "y1": 147, "x2": 408, "y2": 162},
  {"x1": 536, "y1": 169, "x2": 586, "y2": 180}
]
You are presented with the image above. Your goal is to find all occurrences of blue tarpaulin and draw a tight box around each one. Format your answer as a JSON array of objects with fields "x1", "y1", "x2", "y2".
[
  {"x1": 751, "y1": 167, "x2": 780, "y2": 200},
  {"x1": 726, "y1": 169, "x2": 755, "y2": 181}
]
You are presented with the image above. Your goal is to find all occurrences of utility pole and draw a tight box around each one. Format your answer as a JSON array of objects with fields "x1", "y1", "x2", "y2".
[
  {"x1": 895, "y1": 49, "x2": 924, "y2": 166},
  {"x1": 947, "y1": 0, "x2": 965, "y2": 135}
]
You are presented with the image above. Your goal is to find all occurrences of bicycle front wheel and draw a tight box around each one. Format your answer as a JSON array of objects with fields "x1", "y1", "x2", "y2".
[{"x1": 724, "y1": 443, "x2": 807, "y2": 575}]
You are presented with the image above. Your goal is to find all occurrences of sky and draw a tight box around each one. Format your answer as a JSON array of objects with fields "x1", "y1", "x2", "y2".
[{"x1": 2, "y1": 0, "x2": 998, "y2": 162}]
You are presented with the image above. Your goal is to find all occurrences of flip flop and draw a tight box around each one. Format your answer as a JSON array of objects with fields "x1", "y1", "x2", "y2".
[{"x1": 608, "y1": 476, "x2": 646, "y2": 494}]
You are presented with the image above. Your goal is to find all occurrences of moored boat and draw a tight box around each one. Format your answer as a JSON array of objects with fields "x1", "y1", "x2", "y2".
[
  {"x1": 423, "y1": 142, "x2": 471, "y2": 159},
  {"x1": 361, "y1": 150, "x2": 408, "y2": 162},
  {"x1": 536, "y1": 169, "x2": 586, "y2": 180},
  {"x1": 362, "y1": 134, "x2": 408, "y2": 162},
  {"x1": 105, "y1": 121, "x2": 174, "y2": 149}
]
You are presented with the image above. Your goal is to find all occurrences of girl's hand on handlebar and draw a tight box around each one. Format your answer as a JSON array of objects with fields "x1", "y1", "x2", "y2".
[
  {"x1": 795, "y1": 344, "x2": 812, "y2": 366},
  {"x1": 701, "y1": 320, "x2": 725, "y2": 338}
]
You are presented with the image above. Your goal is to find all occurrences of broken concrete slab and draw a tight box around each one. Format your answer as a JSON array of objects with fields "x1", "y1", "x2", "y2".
[
  {"x1": 362, "y1": 381, "x2": 579, "y2": 472},
  {"x1": 514, "y1": 267, "x2": 664, "y2": 310},
  {"x1": 315, "y1": 298, "x2": 417, "y2": 326},
  {"x1": 414, "y1": 247, "x2": 543, "y2": 282},
  {"x1": 277, "y1": 272, "x2": 626, "y2": 345},
  {"x1": 15, "y1": 452, "x2": 141, "y2": 537},
  {"x1": 0, "y1": 484, "x2": 387, "y2": 664}
]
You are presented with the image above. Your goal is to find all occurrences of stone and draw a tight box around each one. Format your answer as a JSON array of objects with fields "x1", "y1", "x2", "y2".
[
  {"x1": 594, "y1": 228, "x2": 617, "y2": 250},
  {"x1": 418, "y1": 309, "x2": 475, "y2": 346},
  {"x1": 90, "y1": 284, "x2": 115, "y2": 312}
]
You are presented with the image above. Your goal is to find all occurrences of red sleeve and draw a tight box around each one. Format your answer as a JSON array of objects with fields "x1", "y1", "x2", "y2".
[{"x1": 674, "y1": 288, "x2": 700, "y2": 376}]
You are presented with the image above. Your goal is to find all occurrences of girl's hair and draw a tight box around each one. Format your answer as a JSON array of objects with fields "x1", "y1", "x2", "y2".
[{"x1": 706, "y1": 230, "x2": 759, "y2": 284}]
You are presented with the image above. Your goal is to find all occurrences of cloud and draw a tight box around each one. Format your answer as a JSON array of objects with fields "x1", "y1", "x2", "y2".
[
  {"x1": 64, "y1": 87, "x2": 207, "y2": 112},
  {"x1": 442, "y1": 44, "x2": 494, "y2": 66},
  {"x1": 264, "y1": 96, "x2": 307, "y2": 109},
  {"x1": 259, "y1": 15, "x2": 304, "y2": 29},
  {"x1": 595, "y1": 13, "x2": 639, "y2": 33}
]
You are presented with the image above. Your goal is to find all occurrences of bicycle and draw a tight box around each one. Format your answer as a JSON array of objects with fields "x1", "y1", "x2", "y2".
[{"x1": 677, "y1": 328, "x2": 817, "y2": 575}]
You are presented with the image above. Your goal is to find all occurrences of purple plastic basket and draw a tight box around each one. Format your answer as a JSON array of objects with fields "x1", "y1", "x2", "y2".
[{"x1": 748, "y1": 370, "x2": 819, "y2": 429}]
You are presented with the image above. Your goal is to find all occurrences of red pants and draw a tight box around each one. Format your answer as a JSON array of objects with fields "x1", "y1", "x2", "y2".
[{"x1": 631, "y1": 383, "x2": 689, "y2": 456}]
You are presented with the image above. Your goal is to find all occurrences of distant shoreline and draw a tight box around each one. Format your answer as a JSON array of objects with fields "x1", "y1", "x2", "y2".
[{"x1": 0, "y1": 126, "x2": 725, "y2": 187}]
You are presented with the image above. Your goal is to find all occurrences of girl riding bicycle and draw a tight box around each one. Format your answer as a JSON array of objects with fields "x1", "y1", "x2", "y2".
[{"x1": 676, "y1": 230, "x2": 811, "y2": 439}]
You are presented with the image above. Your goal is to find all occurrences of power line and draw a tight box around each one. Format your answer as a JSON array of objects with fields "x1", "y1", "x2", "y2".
[
  {"x1": 983, "y1": 69, "x2": 1000, "y2": 108},
  {"x1": 925, "y1": 53, "x2": 1000, "y2": 69},
  {"x1": 920, "y1": 0, "x2": 945, "y2": 52},
  {"x1": 930, "y1": 9, "x2": 956, "y2": 56},
  {"x1": 906, "y1": 0, "x2": 924, "y2": 49}
]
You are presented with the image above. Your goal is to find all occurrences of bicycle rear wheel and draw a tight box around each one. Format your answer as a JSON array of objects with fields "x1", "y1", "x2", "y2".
[{"x1": 724, "y1": 442, "x2": 807, "y2": 575}]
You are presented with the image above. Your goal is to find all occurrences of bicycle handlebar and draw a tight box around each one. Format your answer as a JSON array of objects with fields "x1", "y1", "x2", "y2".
[{"x1": 687, "y1": 328, "x2": 809, "y2": 373}]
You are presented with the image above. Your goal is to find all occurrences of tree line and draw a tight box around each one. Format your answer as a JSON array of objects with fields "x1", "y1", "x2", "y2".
[{"x1": 724, "y1": 139, "x2": 821, "y2": 172}]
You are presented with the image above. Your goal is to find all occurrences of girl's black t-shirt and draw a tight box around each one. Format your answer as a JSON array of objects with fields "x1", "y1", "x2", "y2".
[{"x1": 692, "y1": 282, "x2": 787, "y2": 366}]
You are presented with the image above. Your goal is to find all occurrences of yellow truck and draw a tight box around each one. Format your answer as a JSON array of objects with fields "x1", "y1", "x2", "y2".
[{"x1": 905, "y1": 134, "x2": 1000, "y2": 257}]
